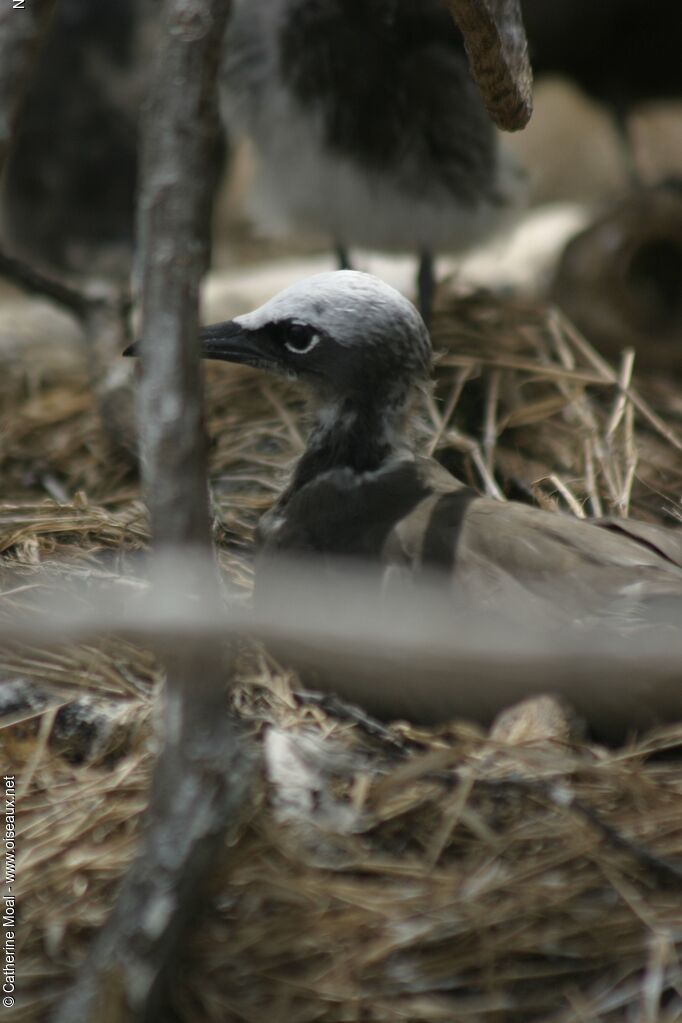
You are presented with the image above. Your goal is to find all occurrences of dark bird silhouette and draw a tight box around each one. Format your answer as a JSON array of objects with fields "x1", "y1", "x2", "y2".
[
  {"x1": 220, "y1": 0, "x2": 525, "y2": 323},
  {"x1": 2, "y1": 0, "x2": 139, "y2": 274},
  {"x1": 2, "y1": 0, "x2": 225, "y2": 276},
  {"x1": 192, "y1": 271, "x2": 682, "y2": 624}
]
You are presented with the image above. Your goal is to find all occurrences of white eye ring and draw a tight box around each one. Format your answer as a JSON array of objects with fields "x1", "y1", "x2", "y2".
[{"x1": 285, "y1": 333, "x2": 320, "y2": 355}]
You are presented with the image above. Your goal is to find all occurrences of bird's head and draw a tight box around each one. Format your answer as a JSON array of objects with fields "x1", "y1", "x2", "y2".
[{"x1": 196, "y1": 271, "x2": 431, "y2": 400}]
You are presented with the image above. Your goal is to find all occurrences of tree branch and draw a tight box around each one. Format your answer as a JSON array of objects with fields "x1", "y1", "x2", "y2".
[
  {"x1": 0, "y1": 242, "x2": 136, "y2": 450},
  {"x1": 51, "y1": 3, "x2": 247, "y2": 1021},
  {"x1": 0, "y1": 244, "x2": 93, "y2": 318}
]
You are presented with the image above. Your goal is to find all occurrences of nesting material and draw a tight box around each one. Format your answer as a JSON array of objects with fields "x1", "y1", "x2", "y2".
[
  {"x1": 2, "y1": 283, "x2": 682, "y2": 1022},
  {"x1": 430, "y1": 285, "x2": 682, "y2": 524},
  {"x1": 8, "y1": 678, "x2": 682, "y2": 1023}
]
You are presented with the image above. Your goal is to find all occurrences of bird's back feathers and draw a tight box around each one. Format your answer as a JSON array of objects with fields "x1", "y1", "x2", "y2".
[{"x1": 259, "y1": 455, "x2": 682, "y2": 625}]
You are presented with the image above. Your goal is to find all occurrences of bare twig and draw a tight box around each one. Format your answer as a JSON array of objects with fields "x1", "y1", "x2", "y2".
[
  {"x1": 3, "y1": 553, "x2": 682, "y2": 744},
  {"x1": 0, "y1": 245, "x2": 135, "y2": 449},
  {"x1": 52, "y1": 3, "x2": 245, "y2": 1022},
  {"x1": 0, "y1": 245, "x2": 92, "y2": 318}
]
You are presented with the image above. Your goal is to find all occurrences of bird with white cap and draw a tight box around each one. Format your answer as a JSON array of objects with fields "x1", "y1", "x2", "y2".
[{"x1": 171, "y1": 270, "x2": 682, "y2": 624}]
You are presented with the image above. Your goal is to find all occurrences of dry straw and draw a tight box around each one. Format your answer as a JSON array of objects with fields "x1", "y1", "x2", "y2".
[{"x1": 2, "y1": 283, "x2": 682, "y2": 1021}]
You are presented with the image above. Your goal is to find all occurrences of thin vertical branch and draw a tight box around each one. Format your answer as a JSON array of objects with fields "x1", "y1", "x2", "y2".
[
  {"x1": 52, "y1": 4, "x2": 249, "y2": 1022},
  {"x1": 136, "y1": 4, "x2": 226, "y2": 551}
]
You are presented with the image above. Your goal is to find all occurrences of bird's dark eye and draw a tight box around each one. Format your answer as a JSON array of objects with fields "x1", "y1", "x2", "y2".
[{"x1": 284, "y1": 324, "x2": 321, "y2": 355}]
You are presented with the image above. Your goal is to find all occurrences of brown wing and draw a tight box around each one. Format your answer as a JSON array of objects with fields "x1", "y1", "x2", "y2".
[
  {"x1": 385, "y1": 462, "x2": 682, "y2": 623},
  {"x1": 595, "y1": 517, "x2": 682, "y2": 570}
]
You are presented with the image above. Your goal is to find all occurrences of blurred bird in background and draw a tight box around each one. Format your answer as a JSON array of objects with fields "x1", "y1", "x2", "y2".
[
  {"x1": 2, "y1": 0, "x2": 140, "y2": 275},
  {"x1": 1, "y1": 0, "x2": 225, "y2": 279},
  {"x1": 220, "y1": 0, "x2": 527, "y2": 323}
]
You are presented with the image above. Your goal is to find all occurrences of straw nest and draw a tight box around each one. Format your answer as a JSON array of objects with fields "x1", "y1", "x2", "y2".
[{"x1": 2, "y1": 280, "x2": 682, "y2": 1022}]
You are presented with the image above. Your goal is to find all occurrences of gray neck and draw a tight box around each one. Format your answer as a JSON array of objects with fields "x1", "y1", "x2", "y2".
[{"x1": 285, "y1": 386, "x2": 414, "y2": 500}]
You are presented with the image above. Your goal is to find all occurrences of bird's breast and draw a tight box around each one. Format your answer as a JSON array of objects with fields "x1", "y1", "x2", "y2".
[{"x1": 257, "y1": 461, "x2": 437, "y2": 562}]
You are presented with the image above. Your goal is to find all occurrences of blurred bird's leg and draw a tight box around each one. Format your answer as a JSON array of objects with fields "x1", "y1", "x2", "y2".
[
  {"x1": 417, "y1": 251, "x2": 436, "y2": 328},
  {"x1": 335, "y1": 244, "x2": 353, "y2": 271}
]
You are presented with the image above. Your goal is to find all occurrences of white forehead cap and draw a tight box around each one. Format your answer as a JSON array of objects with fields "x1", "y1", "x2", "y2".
[{"x1": 234, "y1": 270, "x2": 426, "y2": 342}]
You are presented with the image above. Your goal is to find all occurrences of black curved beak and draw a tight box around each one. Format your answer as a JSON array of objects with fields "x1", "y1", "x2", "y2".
[
  {"x1": 123, "y1": 320, "x2": 257, "y2": 364},
  {"x1": 197, "y1": 320, "x2": 255, "y2": 363}
]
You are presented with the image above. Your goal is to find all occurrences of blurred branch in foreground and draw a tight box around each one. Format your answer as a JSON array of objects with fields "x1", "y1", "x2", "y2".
[
  {"x1": 52, "y1": 3, "x2": 245, "y2": 1022},
  {"x1": 444, "y1": 0, "x2": 533, "y2": 130},
  {"x1": 4, "y1": 553, "x2": 682, "y2": 744}
]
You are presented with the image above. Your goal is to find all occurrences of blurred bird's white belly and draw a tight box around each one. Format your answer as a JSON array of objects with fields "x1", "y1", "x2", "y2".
[{"x1": 233, "y1": 91, "x2": 524, "y2": 254}]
